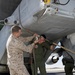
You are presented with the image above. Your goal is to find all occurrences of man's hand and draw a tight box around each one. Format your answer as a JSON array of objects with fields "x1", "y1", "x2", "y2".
[
  {"x1": 34, "y1": 40, "x2": 38, "y2": 44},
  {"x1": 33, "y1": 33, "x2": 40, "y2": 44},
  {"x1": 50, "y1": 45, "x2": 55, "y2": 50},
  {"x1": 33, "y1": 33, "x2": 40, "y2": 37}
]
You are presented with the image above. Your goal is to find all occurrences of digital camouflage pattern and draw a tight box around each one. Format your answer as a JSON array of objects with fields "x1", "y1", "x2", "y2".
[{"x1": 6, "y1": 34, "x2": 34, "y2": 75}]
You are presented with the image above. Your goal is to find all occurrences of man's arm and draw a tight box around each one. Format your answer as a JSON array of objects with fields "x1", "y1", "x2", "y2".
[
  {"x1": 20, "y1": 36, "x2": 34, "y2": 43},
  {"x1": 18, "y1": 42, "x2": 34, "y2": 53},
  {"x1": 42, "y1": 41, "x2": 55, "y2": 50},
  {"x1": 13, "y1": 39, "x2": 34, "y2": 53},
  {"x1": 50, "y1": 45, "x2": 55, "y2": 50},
  {"x1": 20, "y1": 34, "x2": 38, "y2": 43}
]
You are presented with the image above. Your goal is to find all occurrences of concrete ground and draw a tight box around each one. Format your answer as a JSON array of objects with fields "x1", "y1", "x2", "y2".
[{"x1": 1, "y1": 72, "x2": 75, "y2": 75}]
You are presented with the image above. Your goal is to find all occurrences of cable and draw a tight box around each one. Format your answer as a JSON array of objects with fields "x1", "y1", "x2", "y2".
[
  {"x1": 18, "y1": 3, "x2": 35, "y2": 35},
  {"x1": 54, "y1": 0, "x2": 70, "y2": 5},
  {"x1": 18, "y1": 3, "x2": 25, "y2": 29},
  {"x1": 53, "y1": 42, "x2": 75, "y2": 54}
]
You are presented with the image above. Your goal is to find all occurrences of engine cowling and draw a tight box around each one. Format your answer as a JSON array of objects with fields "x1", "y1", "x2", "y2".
[{"x1": 46, "y1": 53, "x2": 59, "y2": 64}]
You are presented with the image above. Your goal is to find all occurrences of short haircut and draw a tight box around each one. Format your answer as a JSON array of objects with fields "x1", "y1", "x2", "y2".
[
  {"x1": 40, "y1": 34, "x2": 46, "y2": 39},
  {"x1": 11, "y1": 25, "x2": 21, "y2": 33}
]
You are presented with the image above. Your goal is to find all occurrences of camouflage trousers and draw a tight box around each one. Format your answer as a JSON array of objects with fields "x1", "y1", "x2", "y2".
[{"x1": 8, "y1": 63, "x2": 30, "y2": 75}]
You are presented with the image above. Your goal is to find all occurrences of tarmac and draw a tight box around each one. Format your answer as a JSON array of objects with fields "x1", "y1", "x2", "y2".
[
  {"x1": 0, "y1": 68, "x2": 75, "y2": 75},
  {"x1": 0, "y1": 72, "x2": 75, "y2": 75}
]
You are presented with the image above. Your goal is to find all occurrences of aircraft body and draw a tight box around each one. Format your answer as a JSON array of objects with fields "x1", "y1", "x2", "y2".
[{"x1": 0, "y1": 0, "x2": 75, "y2": 73}]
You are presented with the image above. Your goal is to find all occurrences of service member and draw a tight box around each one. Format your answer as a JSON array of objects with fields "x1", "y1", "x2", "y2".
[
  {"x1": 31, "y1": 34, "x2": 54, "y2": 75},
  {"x1": 6, "y1": 25, "x2": 38, "y2": 75}
]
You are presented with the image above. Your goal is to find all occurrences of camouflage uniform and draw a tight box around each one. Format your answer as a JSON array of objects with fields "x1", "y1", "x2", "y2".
[{"x1": 6, "y1": 34, "x2": 34, "y2": 75}]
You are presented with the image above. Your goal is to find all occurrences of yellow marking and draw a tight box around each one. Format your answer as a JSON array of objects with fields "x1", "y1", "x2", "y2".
[{"x1": 43, "y1": 0, "x2": 51, "y2": 4}]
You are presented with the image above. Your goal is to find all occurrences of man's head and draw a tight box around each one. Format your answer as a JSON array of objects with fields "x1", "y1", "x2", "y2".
[
  {"x1": 11, "y1": 25, "x2": 22, "y2": 37},
  {"x1": 38, "y1": 34, "x2": 46, "y2": 43},
  {"x1": 40, "y1": 34, "x2": 46, "y2": 39}
]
